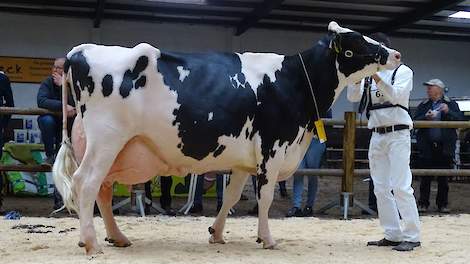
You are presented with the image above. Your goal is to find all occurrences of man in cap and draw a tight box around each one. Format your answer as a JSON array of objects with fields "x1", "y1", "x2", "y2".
[
  {"x1": 414, "y1": 79, "x2": 463, "y2": 213},
  {"x1": 347, "y1": 32, "x2": 421, "y2": 251}
]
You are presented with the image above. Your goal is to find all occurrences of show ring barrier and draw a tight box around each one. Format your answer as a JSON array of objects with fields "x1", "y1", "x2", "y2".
[{"x1": 1, "y1": 107, "x2": 470, "y2": 218}]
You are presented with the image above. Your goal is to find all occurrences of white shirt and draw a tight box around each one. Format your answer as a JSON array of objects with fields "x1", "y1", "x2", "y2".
[{"x1": 347, "y1": 65, "x2": 413, "y2": 129}]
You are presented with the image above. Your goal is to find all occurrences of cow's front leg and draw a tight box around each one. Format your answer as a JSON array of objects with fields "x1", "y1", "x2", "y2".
[
  {"x1": 256, "y1": 171, "x2": 277, "y2": 249},
  {"x1": 209, "y1": 170, "x2": 249, "y2": 244}
]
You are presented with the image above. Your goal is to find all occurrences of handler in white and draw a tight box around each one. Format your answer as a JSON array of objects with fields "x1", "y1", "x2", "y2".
[{"x1": 347, "y1": 33, "x2": 420, "y2": 251}]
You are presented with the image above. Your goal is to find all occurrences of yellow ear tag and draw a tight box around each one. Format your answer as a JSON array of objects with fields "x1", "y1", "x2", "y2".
[{"x1": 314, "y1": 119, "x2": 327, "y2": 143}]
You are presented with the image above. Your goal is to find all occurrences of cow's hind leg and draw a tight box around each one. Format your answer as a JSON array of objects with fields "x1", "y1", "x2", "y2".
[
  {"x1": 209, "y1": 170, "x2": 249, "y2": 244},
  {"x1": 97, "y1": 182, "x2": 131, "y2": 248},
  {"x1": 74, "y1": 134, "x2": 128, "y2": 256}
]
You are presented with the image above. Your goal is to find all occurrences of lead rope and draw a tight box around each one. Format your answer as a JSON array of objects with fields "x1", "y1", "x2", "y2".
[
  {"x1": 298, "y1": 53, "x2": 320, "y2": 120},
  {"x1": 298, "y1": 53, "x2": 327, "y2": 143}
]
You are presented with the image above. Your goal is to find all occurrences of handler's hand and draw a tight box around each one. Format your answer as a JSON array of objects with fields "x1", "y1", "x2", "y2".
[{"x1": 371, "y1": 74, "x2": 381, "y2": 84}]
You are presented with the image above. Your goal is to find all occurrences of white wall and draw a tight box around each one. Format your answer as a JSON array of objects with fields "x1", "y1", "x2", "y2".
[{"x1": 1, "y1": 13, "x2": 469, "y2": 118}]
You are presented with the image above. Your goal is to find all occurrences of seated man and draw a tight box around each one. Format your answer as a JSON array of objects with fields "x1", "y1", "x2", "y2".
[
  {"x1": 37, "y1": 57, "x2": 75, "y2": 210},
  {"x1": 37, "y1": 57, "x2": 75, "y2": 165},
  {"x1": 0, "y1": 71, "x2": 14, "y2": 213}
]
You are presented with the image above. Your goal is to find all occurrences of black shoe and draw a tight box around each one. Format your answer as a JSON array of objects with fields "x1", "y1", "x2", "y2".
[
  {"x1": 189, "y1": 204, "x2": 203, "y2": 214},
  {"x1": 392, "y1": 241, "x2": 421, "y2": 251},
  {"x1": 438, "y1": 206, "x2": 450, "y2": 214},
  {"x1": 248, "y1": 204, "x2": 258, "y2": 216},
  {"x1": 163, "y1": 207, "x2": 177, "y2": 216},
  {"x1": 418, "y1": 205, "x2": 428, "y2": 213},
  {"x1": 367, "y1": 238, "x2": 401, "y2": 247},
  {"x1": 286, "y1": 207, "x2": 303, "y2": 217},
  {"x1": 302, "y1": 206, "x2": 314, "y2": 217}
]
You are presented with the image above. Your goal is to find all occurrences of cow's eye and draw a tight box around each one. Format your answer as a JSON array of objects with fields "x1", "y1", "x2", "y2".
[{"x1": 344, "y1": 50, "x2": 353, "y2": 58}]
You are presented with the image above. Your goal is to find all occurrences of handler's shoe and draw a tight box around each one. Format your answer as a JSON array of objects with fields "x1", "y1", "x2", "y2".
[
  {"x1": 392, "y1": 241, "x2": 421, "y2": 251},
  {"x1": 367, "y1": 238, "x2": 401, "y2": 247}
]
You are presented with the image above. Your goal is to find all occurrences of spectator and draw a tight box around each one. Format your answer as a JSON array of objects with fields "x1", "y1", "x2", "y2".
[
  {"x1": 0, "y1": 71, "x2": 14, "y2": 213},
  {"x1": 144, "y1": 176, "x2": 175, "y2": 215},
  {"x1": 286, "y1": 137, "x2": 326, "y2": 217},
  {"x1": 286, "y1": 109, "x2": 330, "y2": 217},
  {"x1": 414, "y1": 79, "x2": 464, "y2": 213},
  {"x1": 37, "y1": 57, "x2": 75, "y2": 210},
  {"x1": 190, "y1": 172, "x2": 224, "y2": 214},
  {"x1": 37, "y1": 57, "x2": 75, "y2": 165}
]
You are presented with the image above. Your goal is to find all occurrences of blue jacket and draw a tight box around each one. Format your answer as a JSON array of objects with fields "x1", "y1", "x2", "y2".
[
  {"x1": 37, "y1": 76, "x2": 74, "y2": 111},
  {"x1": 414, "y1": 96, "x2": 464, "y2": 159}
]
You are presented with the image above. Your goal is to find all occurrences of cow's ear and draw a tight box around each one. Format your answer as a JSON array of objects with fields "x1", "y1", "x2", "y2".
[{"x1": 329, "y1": 33, "x2": 342, "y2": 53}]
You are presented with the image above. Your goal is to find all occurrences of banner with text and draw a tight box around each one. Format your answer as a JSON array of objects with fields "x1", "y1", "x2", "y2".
[{"x1": 0, "y1": 56, "x2": 54, "y2": 83}]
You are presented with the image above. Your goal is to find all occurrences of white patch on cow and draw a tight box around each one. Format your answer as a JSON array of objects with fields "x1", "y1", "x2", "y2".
[
  {"x1": 177, "y1": 66, "x2": 190, "y2": 82},
  {"x1": 208, "y1": 112, "x2": 213, "y2": 121},
  {"x1": 229, "y1": 73, "x2": 246, "y2": 89},
  {"x1": 328, "y1": 21, "x2": 353, "y2": 34},
  {"x1": 237, "y1": 52, "x2": 284, "y2": 96}
]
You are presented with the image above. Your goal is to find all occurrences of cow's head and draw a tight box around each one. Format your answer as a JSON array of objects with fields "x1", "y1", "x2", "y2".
[{"x1": 327, "y1": 21, "x2": 401, "y2": 84}]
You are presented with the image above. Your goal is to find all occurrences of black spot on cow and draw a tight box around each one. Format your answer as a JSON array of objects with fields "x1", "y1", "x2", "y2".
[
  {"x1": 213, "y1": 145, "x2": 226, "y2": 158},
  {"x1": 177, "y1": 143, "x2": 182, "y2": 149},
  {"x1": 158, "y1": 51, "x2": 257, "y2": 161},
  {"x1": 67, "y1": 51, "x2": 96, "y2": 102},
  {"x1": 102, "y1": 74, "x2": 113, "y2": 97},
  {"x1": 119, "y1": 56, "x2": 149, "y2": 98},
  {"x1": 80, "y1": 104, "x2": 86, "y2": 117},
  {"x1": 245, "y1": 129, "x2": 249, "y2": 139}
]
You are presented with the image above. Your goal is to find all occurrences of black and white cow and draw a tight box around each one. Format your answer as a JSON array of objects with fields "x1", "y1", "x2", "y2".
[{"x1": 53, "y1": 22, "x2": 401, "y2": 255}]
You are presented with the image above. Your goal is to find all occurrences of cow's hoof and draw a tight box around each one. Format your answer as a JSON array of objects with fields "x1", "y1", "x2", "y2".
[
  {"x1": 86, "y1": 246, "x2": 104, "y2": 257},
  {"x1": 105, "y1": 237, "x2": 132, "y2": 247},
  {"x1": 263, "y1": 242, "x2": 277, "y2": 250},
  {"x1": 256, "y1": 238, "x2": 277, "y2": 249},
  {"x1": 209, "y1": 235, "x2": 226, "y2": 244}
]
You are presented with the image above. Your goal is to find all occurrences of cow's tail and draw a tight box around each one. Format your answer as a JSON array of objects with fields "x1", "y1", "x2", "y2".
[{"x1": 52, "y1": 63, "x2": 79, "y2": 214}]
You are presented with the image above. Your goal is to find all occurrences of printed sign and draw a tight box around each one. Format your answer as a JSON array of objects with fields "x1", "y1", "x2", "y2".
[{"x1": 0, "y1": 56, "x2": 54, "y2": 83}]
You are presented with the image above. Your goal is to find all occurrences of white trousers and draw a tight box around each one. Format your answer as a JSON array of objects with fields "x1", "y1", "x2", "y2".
[{"x1": 369, "y1": 129, "x2": 421, "y2": 242}]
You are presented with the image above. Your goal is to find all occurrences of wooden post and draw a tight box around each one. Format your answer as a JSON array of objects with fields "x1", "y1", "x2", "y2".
[{"x1": 342, "y1": 112, "x2": 356, "y2": 193}]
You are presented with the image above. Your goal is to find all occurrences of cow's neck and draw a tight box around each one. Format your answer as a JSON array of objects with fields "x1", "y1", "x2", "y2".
[{"x1": 291, "y1": 41, "x2": 339, "y2": 121}]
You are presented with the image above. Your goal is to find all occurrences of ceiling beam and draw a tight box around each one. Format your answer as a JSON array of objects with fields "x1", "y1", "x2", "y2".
[
  {"x1": 93, "y1": 0, "x2": 105, "y2": 28},
  {"x1": 370, "y1": 0, "x2": 466, "y2": 33},
  {"x1": 278, "y1": 4, "x2": 396, "y2": 18},
  {"x1": 235, "y1": 0, "x2": 285, "y2": 36},
  {"x1": 0, "y1": 0, "x2": 94, "y2": 8}
]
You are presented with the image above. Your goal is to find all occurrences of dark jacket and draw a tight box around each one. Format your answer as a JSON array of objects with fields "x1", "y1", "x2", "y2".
[
  {"x1": 37, "y1": 76, "x2": 74, "y2": 111},
  {"x1": 0, "y1": 73, "x2": 14, "y2": 128},
  {"x1": 414, "y1": 96, "x2": 464, "y2": 159}
]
